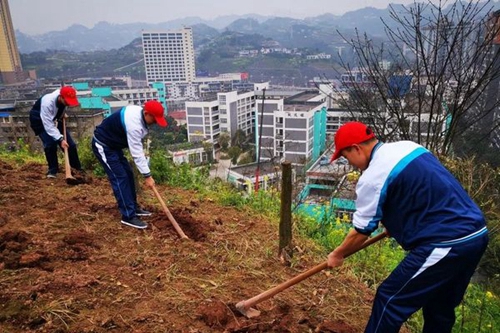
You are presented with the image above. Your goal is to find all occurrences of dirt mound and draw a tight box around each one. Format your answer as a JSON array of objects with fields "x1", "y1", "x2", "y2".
[
  {"x1": 0, "y1": 160, "x2": 396, "y2": 333},
  {"x1": 151, "y1": 206, "x2": 214, "y2": 241}
]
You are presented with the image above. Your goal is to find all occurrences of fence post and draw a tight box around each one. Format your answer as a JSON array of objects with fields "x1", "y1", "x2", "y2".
[{"x1": 279, "y1": 160, "x2": 293, "y2": 264}]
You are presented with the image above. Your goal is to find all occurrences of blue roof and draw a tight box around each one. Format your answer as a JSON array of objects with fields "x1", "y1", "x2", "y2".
[{"x1": 73, "y1": 82, "x2": 90, "y2": 91}]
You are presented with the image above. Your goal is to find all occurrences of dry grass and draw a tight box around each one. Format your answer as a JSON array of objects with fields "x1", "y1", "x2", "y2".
[{"x1": 0, "y1": 160, "x2": 399, "y2": 332}]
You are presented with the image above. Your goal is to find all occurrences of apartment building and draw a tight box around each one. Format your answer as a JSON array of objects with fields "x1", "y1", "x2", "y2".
[
  {"x1": 185, "y1": 98, "x2": 219, "y2": 144},
  {"x1": 479, "y1": 10, "x2": 500, "y2": 148},
  {"x1": 111, "y1": 87, "x2": 162, "y2": 106},
  {"x1": 218, "y1": 90, "x2": 255, "y2": 136},
  {"x1": 166, "y1": 83, "x2": 198, "y2": 99},
  {"x1": 165, "y1": 73, "x2": 256, "y2": 100},
  {"x1": 255, "y1": 90, "x2": 327, "y2": 165},
  {"x1": 325, "y1": 108, "x2": 447, "y2": 145},
  {"x1": 185, "y1": 90, "x2": 256, "y2": 147},
  {"x1": 142, "y1": 28, "x2": 196, "y2": 84}
]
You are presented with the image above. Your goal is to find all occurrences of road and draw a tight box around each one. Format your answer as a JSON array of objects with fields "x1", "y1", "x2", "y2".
[{"x1": 209, "y1": 158, "x2": 232, "y2": 180}]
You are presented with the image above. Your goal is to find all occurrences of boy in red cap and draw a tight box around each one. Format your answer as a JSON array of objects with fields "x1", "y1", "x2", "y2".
[
  {"x1": 91, "y1": 100, "x2": 167, "y2": 229},
  {"x1": 29, "y1": 86, "x2": 84, "y2": 178},
  {"x1": 327, "y1": 121, "x2": 488, "y2": 332}
]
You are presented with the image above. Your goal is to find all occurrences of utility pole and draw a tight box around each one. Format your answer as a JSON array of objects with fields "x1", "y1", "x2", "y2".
[{"x1": 255, "y1": 88, "x2": 266, "y2": 192}]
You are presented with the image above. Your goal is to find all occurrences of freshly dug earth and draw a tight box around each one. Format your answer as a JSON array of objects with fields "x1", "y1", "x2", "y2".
[{"x1": 0, "y1": 159, "x2": 396, "y2": 333}]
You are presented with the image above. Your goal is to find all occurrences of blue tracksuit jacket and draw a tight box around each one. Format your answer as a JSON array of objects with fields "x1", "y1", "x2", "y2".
[{"x1": 353, "y1": 141, "x2": 486, "y2": 250}]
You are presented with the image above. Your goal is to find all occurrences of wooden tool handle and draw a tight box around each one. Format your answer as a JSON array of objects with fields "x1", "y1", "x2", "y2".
[
  {"x1": 240, "y1": 231, "x2": 388, "y2": 309},
  {"x1": 152, "y1": 185, "x2": 189, "y2": 239},
  {"x1": 62, "y1": 118, "x2": 72, "y2": 179}
]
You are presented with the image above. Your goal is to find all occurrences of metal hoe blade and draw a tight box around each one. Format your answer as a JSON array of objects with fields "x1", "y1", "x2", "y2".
[
  {"x1": 233, "y1": 232, "x2": 388, "y2": 319},
  {"x1": 235, "y1": 301, "x2": 261, "y2": 318},
  {"x1": 65, "y1": 177, "x2": 81, "y2": 185}
]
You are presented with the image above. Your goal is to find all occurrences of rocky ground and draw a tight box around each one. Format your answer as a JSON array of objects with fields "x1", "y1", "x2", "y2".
[{"x1": 0, "y1": 159, "x2": 396, "y2": 333}]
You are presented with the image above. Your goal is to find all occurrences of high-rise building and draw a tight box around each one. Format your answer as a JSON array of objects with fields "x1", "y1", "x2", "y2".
[
  {"x1": 142, "y1": 28, "x2": 196, "y2": 84},
  {"x1": 0, "y1": 0, "x2": 25, "y2": 84},
  {"x1": 480, "y1": 10, "x2": 500, "y2": 149}
]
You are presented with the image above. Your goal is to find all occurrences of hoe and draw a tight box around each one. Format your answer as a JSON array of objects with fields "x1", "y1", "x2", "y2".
[
  {"x1": 235, "y1": 231, "x2": 388, "y2": 318},
  {"x1": 62, "y1": 118, "x2": 81, "y2": 185}
]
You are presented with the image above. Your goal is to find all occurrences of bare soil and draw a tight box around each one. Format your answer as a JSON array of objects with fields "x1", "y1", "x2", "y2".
[{"x1": 0, "y1": 159, "x2": 386, "y2": 333}]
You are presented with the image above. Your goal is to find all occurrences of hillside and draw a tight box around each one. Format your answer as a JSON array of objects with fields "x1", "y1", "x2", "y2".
[{"x1": 0, "y1": 159, "x2": 398, "y2": 333}]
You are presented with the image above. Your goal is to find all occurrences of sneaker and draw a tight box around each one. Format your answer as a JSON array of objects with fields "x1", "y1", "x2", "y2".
[
  {"x1": 46, "y1": 173, "x2": 57, "y2": 179},
  {"x1": 121, "y1": 216, "x2": 148, "y2": 229},
  {"x1": 136, "y1": 208, "x2": 152, "y2": 216}
]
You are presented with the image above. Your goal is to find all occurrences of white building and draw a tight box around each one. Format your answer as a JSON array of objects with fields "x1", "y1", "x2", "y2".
[
  {"x1": 218, "y1": 90, "x2": 256, "y2": 136},
  {"x1": 325, "y1": 108, "x2": 448, "y2": 145},
  {"x1": 112, "y1": 87, "x2": 160, "y2": 106},
  {"x1": 168, "y1": 142, "x2": 212, "y2": 165},
  {"x1": 142, "y1": 28, "x2": 196, "y2": 84},
  {"x1": 185, "y1": 98, "x2": 220, "y2": 144},
  {"x1": 255, "y1": 90, "x2": 327, "y2": 165},
  {"x1": 185, "y1": 90, "x2": 256, "y2": 148},
  {"x1": 166, "y1": 83, "x2": 198, "y2": 99},
  {"x1": 306, "y1": 53, "x2": 332, "y2": 60}
]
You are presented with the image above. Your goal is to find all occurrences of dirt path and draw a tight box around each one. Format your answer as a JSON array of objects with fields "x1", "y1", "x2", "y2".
[{"x1": 0, "y1": 159, "x2": 383, "y2": 333}]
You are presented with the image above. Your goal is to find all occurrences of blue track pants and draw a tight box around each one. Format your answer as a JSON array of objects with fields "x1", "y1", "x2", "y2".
[
  {"x1": 92, "y1": 138, "x2": 138, "y2": 220},
  {"x1": 365, "y1": 232, "x2": 488, "y2": 333}
]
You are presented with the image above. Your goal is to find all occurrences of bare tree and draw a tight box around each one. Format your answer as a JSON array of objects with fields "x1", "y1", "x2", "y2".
[{"x1": 329, "y1": 0, "x2": 500, "y2": 157}]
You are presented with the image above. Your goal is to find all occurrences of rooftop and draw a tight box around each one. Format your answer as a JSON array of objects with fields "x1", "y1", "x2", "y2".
[
  {"x1": 230, "y1": 161, "x2": 279, "y2": 177},
  {"x1": 285, "y1": 91, "x2": 321, "y2": 103},
  {"x1": 255, "y1": 90, "x2": 302, "y2": 99},
  {"x1": 283, "y1": 103, "x2": 322, "y2": 112},
  {"x1": 103, "y1": 96, "x2": 122, "y2": 102},
  {"x1": 306, "y1": 144, "x2": 353, "y2": 178},
  {"x1": 166, "y1": 141, "x2": 205, "y2": 152}
]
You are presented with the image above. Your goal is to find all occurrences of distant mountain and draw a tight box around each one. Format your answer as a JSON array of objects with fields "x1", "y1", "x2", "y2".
[
  {"x1": 15, "y1": 2, "x2": 496, "y2": 54},
  {"x1": 224, "y1": 18, "x2": 262, "y2": 34},
  {"x1": 16, "y1": 8, "x2": 396, "y2": 53},
  {"x1": 205, "y1": 14, "x2": 271, "y2": 30},
  {"x1": 332, "y1": 6, "x2": 395, "y2": 36},
  {"x1": 17, "y1": 22, "x2": 144, "y2": 53},
  {"x1": 16, "y1": 19, "x2": 222, "y2": 53},
  {"x1": 191, "y1": 24, "x2": 221, "y2": 47},
  {"x1": 15, "y1": 15, "x2": 272, "y2": 53}
]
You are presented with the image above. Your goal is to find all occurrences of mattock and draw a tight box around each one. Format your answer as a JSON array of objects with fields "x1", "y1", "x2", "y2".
[{"x1": 235, "y1": 231, "x2": 388, "y2": 318}]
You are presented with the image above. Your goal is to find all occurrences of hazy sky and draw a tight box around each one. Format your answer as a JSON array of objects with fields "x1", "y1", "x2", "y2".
[{"x1": 8, "y1": 0, "x2": 447, "y2": 35}]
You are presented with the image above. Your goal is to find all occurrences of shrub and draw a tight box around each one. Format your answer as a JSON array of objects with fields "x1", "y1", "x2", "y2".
[
  {"x1": 77, "y1": 136, "x2": 105, "y2": 176},
  {"x1": 442, "y1": 156, "x2": 500, "y2": 291},
  {"x1": 0, "y1": 139, "x2": 44, "y2": 164},
  {"x1": 149, "y1": 149, "x2": 211, "y2": 191}
]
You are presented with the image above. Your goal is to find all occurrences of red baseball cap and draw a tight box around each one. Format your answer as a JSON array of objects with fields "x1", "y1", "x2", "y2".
[
  {"x1": 60, "y1": 86, "x2": 79, "y2": 107},
  {"x1": 330, "y1": 121, "x2": 376, "y2": 162},
  {"x1": 144, "y1": 100, "x2": 167, "y2": 127}
]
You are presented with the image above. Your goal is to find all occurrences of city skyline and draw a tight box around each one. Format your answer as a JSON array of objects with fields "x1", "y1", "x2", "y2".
[{"x1": 9, "y1": 0, "x2": 448, "y2": 35}]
